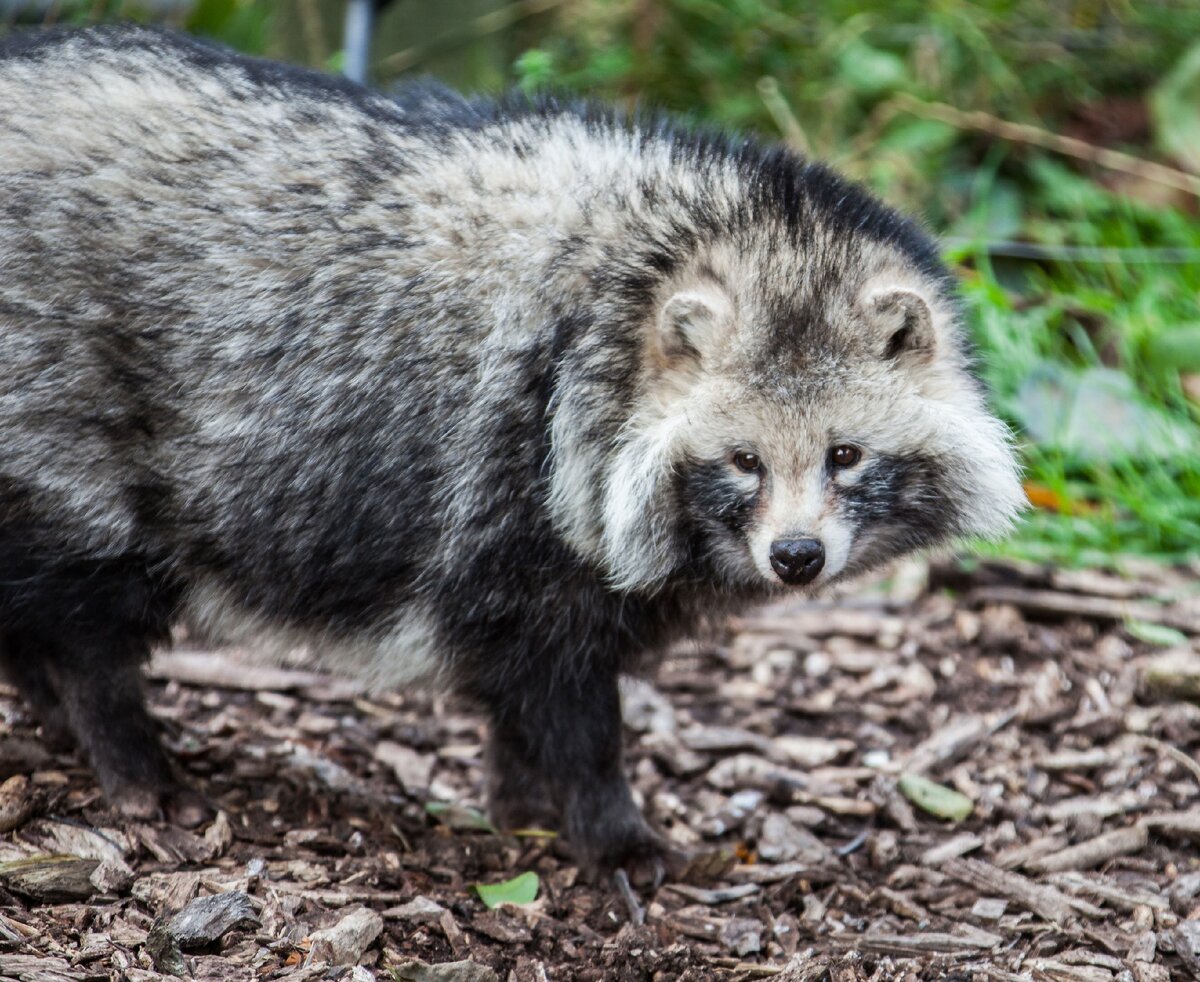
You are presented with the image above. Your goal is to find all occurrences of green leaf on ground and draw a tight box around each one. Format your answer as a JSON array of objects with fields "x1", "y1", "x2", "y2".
[
  {"x1": 898, "y1": 774, "x2": 973, "y2": 821},
  {"x1": 1126, "y1": 620, "x2": 1189, "y2": 647},
  {"x1": 474, "y1": 871, "x2": 539, "y2": 909},
  {"x1": 425, "y1": 801, "x2": 497, "y2": 834},
  {"x1": 509, "y1": 827, "x2": 558, "y2": 839}
]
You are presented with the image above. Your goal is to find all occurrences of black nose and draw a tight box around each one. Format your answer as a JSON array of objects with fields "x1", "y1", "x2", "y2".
[{"x1": 769, "y1": 538, "x2": 825, "y2": 585}]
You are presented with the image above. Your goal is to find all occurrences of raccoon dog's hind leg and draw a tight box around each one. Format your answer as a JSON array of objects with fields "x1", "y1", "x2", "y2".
[
  {"x1": 0, "y1": 633, "x2": 72, "y2": 749},
  {"x1": 43, "y1": 628, "x2": 201, "y2": 823},
  {"x1": 0, "y1": 550, "x2": 205, "y2": 825}
]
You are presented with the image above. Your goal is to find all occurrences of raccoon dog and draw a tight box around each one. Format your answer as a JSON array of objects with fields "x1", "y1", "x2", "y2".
[{"x1": 0, "y1": 26, "x2": 1023, "y2": 875}]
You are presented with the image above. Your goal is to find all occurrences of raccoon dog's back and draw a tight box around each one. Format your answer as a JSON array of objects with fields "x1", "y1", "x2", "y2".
[{"x1": 0, "y1": 26, "x2": 1022, "y2": 869}]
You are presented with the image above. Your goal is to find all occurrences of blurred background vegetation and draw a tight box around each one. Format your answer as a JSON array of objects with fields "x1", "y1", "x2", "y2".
[{"x1": 4, "y1": 0, "x2": 1199, "y2": 569}]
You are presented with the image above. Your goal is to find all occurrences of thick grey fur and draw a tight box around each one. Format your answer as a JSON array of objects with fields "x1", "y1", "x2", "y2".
[{"x1": 0, "y1": 26, "x2": 1023, "y2": 872}]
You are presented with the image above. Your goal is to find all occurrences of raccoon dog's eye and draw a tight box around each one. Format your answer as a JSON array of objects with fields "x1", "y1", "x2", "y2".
[
  {"x1": 829, "y1": 445, "x2": 862, "y2": 469},
  {"x1": 732, "y1": 451, "x2": 762, "y2": 474}
]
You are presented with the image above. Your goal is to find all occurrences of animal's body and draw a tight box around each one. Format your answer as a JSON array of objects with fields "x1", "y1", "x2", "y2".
[{"x1": 0, "y1": 26, "x2": 1023, "y2": 872}]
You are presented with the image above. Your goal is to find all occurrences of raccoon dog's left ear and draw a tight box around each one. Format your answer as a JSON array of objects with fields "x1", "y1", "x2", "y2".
[
  {"x1": 868, "y1": 289, "x2": 936, "y2": 363},
  {"x1": 657, "y1": 286, "x2": 733, "y2": 363}
]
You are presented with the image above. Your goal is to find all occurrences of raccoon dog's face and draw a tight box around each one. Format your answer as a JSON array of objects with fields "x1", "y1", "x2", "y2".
[{"x1": 593, "y1": 244, "x2": 1026, "y2": 595}]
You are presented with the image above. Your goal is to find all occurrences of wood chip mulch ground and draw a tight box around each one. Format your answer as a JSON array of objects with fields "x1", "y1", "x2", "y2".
[{"x1": 0, "y1": 556, "x2": 1198, "y2": 981}]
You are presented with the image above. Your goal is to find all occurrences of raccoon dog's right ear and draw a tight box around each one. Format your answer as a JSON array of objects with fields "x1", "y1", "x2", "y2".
[
  {"x1": 657, "y1": 287, "x2": 733, "y2": 363},
  {"x1": 869, "y1": 288, "x2": 936, "y2": 363}
]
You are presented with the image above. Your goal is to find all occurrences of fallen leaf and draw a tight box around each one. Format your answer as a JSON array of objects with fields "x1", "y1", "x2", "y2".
[
  {"x1": 1023, "y1": 482, "x2": 1097, "y2": 516},
  {"x1": 474, "y1": 871, "x2": 539, "y2": 909},
  {"x1": 425, "y1": 801, "x2": 497, "y2": 834},
  {"x1": 898, "y1": 774, "x2": 973, "y2": 821},
  {"x1": 1125, "y1": 620, "x2": 1189, "y2": 647}
]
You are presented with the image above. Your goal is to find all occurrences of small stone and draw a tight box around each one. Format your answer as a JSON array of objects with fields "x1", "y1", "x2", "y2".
[
  {"x1": 0, "y1": 776, "x2": 33, "y2": 833},
  {"x1": 719, "y1": 917, "x2": 763, "y2": 956},
  {"x1": 306, "y1": 907, "x2": 383, "y2": 966},
  {"x1": 89, "y1": 860, "x2": 135, "y2": 895},
  {"x1": 681, "y1": 726, "x2": 770, "y2": 753},
  {"x1": 757, "y1": 813, "x2": 831, "y2": 864},
  {"x1": 203, "y1": 811, "x2": 234, "y2": 859},
  {"x1": 0, "y1": 855, "x2": 99, "y2": 902},
  {"x1": 165, "y1": 891, "x2": 260, "y2": 949},
  {"x1": 383, "y1": 896, "x2": 446, "y2": 924},
  {"x1": 868, "y1": 830, "x2": 899, "y2": 868},
  {"x1": 771, "y1": 735, "x2": 853, "y2": 768},
  {"x1": 374, "y1": 741, "x2": 435, "y2": 793},
  {"x1": 728, "y1": 789, "x2": 766, "y2": 814},
  {"x1": 392, "y1": 957, "x2": 499, "y2": 982},
  {"x1": 804, "y1": 651, "x2": 831, "y2": 677},
  {"x1": 145, "y1": 890, "x2": 259, "y2": 974},
  {"x1": 862, "y1": 749, "x2": 891, "y2": 769},
  {"x1": 970, "y1": 898, "x2": 1008, "y2": 921},
  {"x1": 705, "y1": 754, "x2": 806, "y2": 792},
  {"x1": 620, "y1": 677, "x2": 676, "y2": 734}
]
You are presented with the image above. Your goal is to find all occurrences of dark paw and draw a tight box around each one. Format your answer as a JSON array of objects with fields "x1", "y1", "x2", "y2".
[
  {"x1": 583, "y1": 828, "x2": 685, "y2": 889},
  {"x1": 489, "y1": 792, "x2": 560, "y2": 833},
  {"x1": 166, "y1": 788, "x2": 212, "y2": 829},
  {"x1": 37, "y1": 717, "x2": 75, "y2": 753},
  {"x1": 108, "y1": 784, "x2": 212, "y2": 827},
  {"x1": 109, "y1": 785, "x2": 162, "y2": 822}
]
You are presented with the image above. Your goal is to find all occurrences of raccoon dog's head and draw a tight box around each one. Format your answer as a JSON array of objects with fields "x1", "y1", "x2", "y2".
[{"x1": 590, "y1": 229, "x2": 1026, "y2": 596}]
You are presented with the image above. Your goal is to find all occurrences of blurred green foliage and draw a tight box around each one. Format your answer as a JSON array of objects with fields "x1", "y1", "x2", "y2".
[{"x1": 4, "y1": 0, "x2": 1199, "y2": 566}]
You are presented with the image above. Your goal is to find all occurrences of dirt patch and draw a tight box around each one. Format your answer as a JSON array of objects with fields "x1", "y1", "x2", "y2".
[{"x1": 0, "y1": 557, "x2": 1197, "y2": 980}]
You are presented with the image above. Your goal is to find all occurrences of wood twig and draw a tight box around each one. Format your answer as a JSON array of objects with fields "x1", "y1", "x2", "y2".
[
  {"x1": 297, "y1": 0, "x2": 327, "y2": 67},
  {"x1": 757, "y1": 76, "x2": 809, "y2": 154},
  {"x1": 832, "y1": 929, "x2": 1002, "y2": 955},
  {"x1": 941, "y1": 857, "x2": 1103, "y2": 924},
  {"x1": 1046, "y1": 872, "x2": 1170, "y2": 912},
  {"x1": 379, "y1": 0, "x2": 569, "y2": 74},
  {"x1": 1140, "y1": 808, "x2": 1200, "y2": 840},
  {"x1": 147, "y1": 650, "x2": 364, "y2": 699},
  {"x1": 968, "y1": 586, "x2": 1200, "y2": 633},
  {"x1": 1024, "y1": 825, "x2": 1148, "y2": 875},
  {"x1": 1130, "y1": 735, "x2": 1200, "y2": 788},
  {"x1": 890, "y1": 92, "x2": 1200, "y2": 199}
]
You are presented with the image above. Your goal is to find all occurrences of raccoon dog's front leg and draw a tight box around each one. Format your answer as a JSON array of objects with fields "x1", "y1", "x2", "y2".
[{"x1": 482, "y1": 660, "x2": 678, "y2": 883}]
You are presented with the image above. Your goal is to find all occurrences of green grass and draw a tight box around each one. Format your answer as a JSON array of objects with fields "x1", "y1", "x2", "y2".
[{"x1": 955, "y1": 155, "x2": 1200, "y2": 565}]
